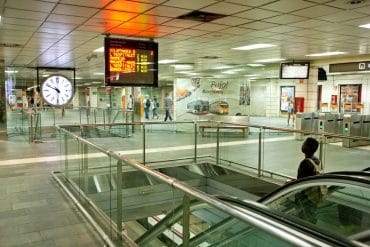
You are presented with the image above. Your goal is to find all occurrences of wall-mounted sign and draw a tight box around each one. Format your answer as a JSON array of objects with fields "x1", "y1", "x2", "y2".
[
  {"x1": 329, "y1": 61, "x2": 370, "y2": 73},
  {"x1": 104, "y1": 37, "x2": 158, "y2": 87}
]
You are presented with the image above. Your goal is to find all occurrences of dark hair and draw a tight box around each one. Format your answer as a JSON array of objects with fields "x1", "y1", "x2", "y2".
[{"x1": 302, "y1": 137, "x2": 319, "y2": 156}]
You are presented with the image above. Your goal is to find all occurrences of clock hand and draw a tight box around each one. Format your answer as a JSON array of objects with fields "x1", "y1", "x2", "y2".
[{"x1": 46, "y1": 84, "x2": 60, "y2": 93}]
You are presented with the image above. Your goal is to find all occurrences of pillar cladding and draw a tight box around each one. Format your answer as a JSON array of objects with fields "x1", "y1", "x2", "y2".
[
  {"x1": 305, "y1": 67, "x2": 319, "y2": 113},
  {"x1": 0, "y1": 66, "x2": 7, "y2": 140}
]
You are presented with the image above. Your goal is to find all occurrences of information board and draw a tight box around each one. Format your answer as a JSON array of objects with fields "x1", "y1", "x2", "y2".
[
  {"x1": 280, "y1": 62, "x2": 310, "y2": 79},
  {"x1": 105, "y1": 37, "x2": 158, "y2": 87}
]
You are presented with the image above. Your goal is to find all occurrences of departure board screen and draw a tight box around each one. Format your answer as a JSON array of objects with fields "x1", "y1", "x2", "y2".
[
  {"x1": 105, "y1": 37, "x2": 158, "y2": 87},
  {"x1": 280, "y1": 62, "x2": 310, "y2": 79}
]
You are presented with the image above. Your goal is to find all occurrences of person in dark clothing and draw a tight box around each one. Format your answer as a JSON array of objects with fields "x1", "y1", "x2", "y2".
[{"x1": 297, "y1": 137, "x2": 321, "y2": 179}]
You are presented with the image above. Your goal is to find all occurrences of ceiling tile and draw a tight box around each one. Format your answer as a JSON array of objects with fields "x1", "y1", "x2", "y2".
[
  {"x1": 129, "y1": 14, "x2": 171, "y2": 25},
  {"x1": 211, "y1": 16, "x2": 253, "y2": 26},
  {"x1": 192, "y1": 23, "x2": 229, "y2": 32},
  {"x1": 46, "y1": 14, "x2": 88, "y2": 25},
  {"x1": 235, "y1": 8, "x2": 281, "y2": 20},
  {"x1": 318, "y1": 10, "x2": 366, "y2": 22},
  {"x1": 264, "y1": 14, "x2": 306, "y2": 24},
  {"x1": 161, "y1": 19, "x2": 202, "y2": 28},
  {"x1": 288, "y1": 19, "x2": 331, "y2": 28},
  {"x1": 240, "y1": 21, "x2": 278, "y2": 30},
  {"x1": 264, "y1": 25, "x2": 301, "y2": 34},
  {"x1": 3, "y1": 17, "x2": 43, "y2": 27},
  {"x1": 201, "y1": 2, "x2": 252, "y2": 15},
  {"x1": 144, "y1": 6, "x2": 191, "y2": 17},
  {"x1": 224, "y1": 0, "x2": 277, "y2": 7},
  {"x1": 353, "y1": 4, "x2": 370, "y2": 15},
  {"x1": 106, "y1": 1, "x2": 157, "y2": 13},
  {"x1": 262, "y1": 0, "x2": 316, "y2": 13},
  {"x1": 92, "y1": 10, "x2": 138, "y2": 21},
  {"x1": 291, "y1": 5, "x2": 341, "y2": 18},
  {"x1": 163, "y1": 0, "x2": 218, "y2": 10},
  {"x1": 4, "y1": 8, "x2": 49, "y2": 21},
  {"x1": 174, "y1": 28, "x2": 210, "y2": 36},
  {"x1": 52, "y1": 4, "x2": 100, "y2": 17},
  {"x1": 60, "y1": 0, "x2": 113, "y2": 8},
  {"x1": 344, "y1": 16, "x2": 370, "y2": 27},
  {"x1": 326, "y1": 0, "x2": 370, "y2": 10},
  {"x1": 5, "y1": 0, "x2": 56, "y2": 12},
  {"x1": 147, "y1": 25, "x2": 184, "y2": 34}
]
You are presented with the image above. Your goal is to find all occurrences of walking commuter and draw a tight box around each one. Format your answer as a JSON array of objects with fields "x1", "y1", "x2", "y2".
[
  {"x1": 287, "y1": 97, "x2": 295, "y2": 126},
  {"x1": 152, "y1": 96, "x2": 159, "y2": 119},
  {"x1": 143, "y1": 95, "x2": 151, "y2": 120},
  {"x1": 164, "y1": 93, "x2": 172, "y2": 121}
]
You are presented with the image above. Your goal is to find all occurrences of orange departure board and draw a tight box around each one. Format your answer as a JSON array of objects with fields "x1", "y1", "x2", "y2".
[{"x1": 105, "y1": 38, "x2": 158, "y2": 87}]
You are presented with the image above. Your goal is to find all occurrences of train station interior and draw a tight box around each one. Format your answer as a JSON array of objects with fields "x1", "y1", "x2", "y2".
[{"x1": 0, "y1": 0, "x2": 369, "y2": 246}]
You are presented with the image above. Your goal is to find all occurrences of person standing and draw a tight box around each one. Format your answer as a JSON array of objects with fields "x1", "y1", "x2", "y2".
[
  {"x1": 297, "y1": 137, "x2": 321, "y2": 179},
  {"x1": 164, "y1": 93, "x2": 172, "y2": 121},
  {"x1": 152, "y1": 96, "x2": 159, "y2": 119},
  {"x1": 143, "y1": 95, "x2": 151, "y2": 120},
  {"x1": 287, "y1": 97, "x2": 295, "y2": 126},
  {"x1": 127, "y1": 94, "x2": 133, "y2": 110}
]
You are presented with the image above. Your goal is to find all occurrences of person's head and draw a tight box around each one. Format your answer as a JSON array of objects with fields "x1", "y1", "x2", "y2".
[{"x1": 301, "y1": 137, "x2": 319, "y2": 156}]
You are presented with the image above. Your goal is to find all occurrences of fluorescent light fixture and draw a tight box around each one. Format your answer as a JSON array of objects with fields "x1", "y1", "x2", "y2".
[
  {"x1": 247, "y1": 64, "x2": 265, "y2": 67},
  {"x1": 94, "y1": 47, "x2": 104, "y2": 53},
  {"x1": 232, "y1": 44, "x2": 276, "y2": 51},
  {"x1": 256, "y1": 58, "x2": 285, "y2": 63},
  {"x1": 92, "y1": 81, "x2": 101, "y2": 84},
  {"x1": 305, "y1": 51, "x2": 347, "y2": 57},
  {"x1": 212, "y1": 65, "x2": 234, "y2": 70},
  {"x1": 42, "y1": 74, "x2": 50, "y2": 77},
  {"x1": 222, "y1": 70, "x2": 236, "y2": 74},
  {"x1": 244, "y1": 74, "x2": 260, "y2": 77},
  {"x1": 75, "y1": 77, "x2": 83, "y2": 79},
  {"x1": 159, "y1": 59, "x2": 178, "y2": 64},
  {"x1": 94, "y1": 72, "x2": 104, "y2": 75},
  {"x1": 5, "y1": 70, "x2": 18, "y2": 73},
  {"x1": 171, "y1": 64, "x2": 193, "y2": 70},
  {"x1": 359, "y1": 23, "x2": 370, "y2": 29}
]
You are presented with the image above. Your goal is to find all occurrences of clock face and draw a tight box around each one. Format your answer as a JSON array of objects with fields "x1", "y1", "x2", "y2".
[{"x1": 41, "y1": 75, "x2": 74, "y2": 106}]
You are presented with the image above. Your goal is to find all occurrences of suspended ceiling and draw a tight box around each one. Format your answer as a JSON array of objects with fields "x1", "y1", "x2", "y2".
[{"x1": 1, "y1": 0, "x2": 370, "y2": 87}]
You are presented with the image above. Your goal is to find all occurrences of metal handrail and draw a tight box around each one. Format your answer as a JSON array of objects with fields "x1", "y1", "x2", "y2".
[{"x1": 56, "y1": 125, "x2": 338, "y2": 246}]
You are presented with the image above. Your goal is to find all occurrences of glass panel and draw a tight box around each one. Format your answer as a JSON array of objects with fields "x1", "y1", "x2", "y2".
[{"x1": 266, "y1": 183, "x2": 370, "y2": 245}]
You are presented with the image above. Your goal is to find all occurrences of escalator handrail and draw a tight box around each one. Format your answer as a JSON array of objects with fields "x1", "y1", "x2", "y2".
[
  {"x1": 216, "y1": 195, "x2": 364, "y2": 247},
  {"x1": 258, "y1": 172, "x2": 369, "y2": 203}
]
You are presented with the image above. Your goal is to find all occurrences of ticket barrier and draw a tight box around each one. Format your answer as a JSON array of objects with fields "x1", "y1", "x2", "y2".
[
  {"x1": 335, "y1": 113, "x2": 344, "y2": 136},
  {"x1": 312, "y1": 112, "x2": 319, "y2": 133},
  {"x1": 342, "y1": 114, "x2": 368, "y2": 148},
  {"x1": 295, "y1": 112, "x2": 313, "y2": 140},
  {"x1": 318, "y1": 113, "x2": 338, "y2": 143},
  {"x1": 361, "y1": 115, "x2": 370, "y2": 138}
]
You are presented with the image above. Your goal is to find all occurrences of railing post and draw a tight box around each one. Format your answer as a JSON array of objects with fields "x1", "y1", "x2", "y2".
[
  {"x1": 116, "y1": 160, "x2": 123, "y2": 240},
  {"x1": 142, "y1": 123, "x2": 146, "y2": 165},
  {"x1": 319, "y1": 135, "x2": 325, "y2": 170},
  {"x1": 216, "y1": 124, "x2": 220, "y2": 165},
  {"x1": 258, "y1": 127, "x2": 263, "y2": 177},
  {"x1": 82, "y1": 142, "x2": 89, "y2": 192},
  {"x1": 182, "y1": 195, "x2": 190, "y2": 247},
  {"x1": 64, "y1": 133, "x2": 69, "y2": 179},
  {"x1": 194, "y1": 121, "x2": 197, "y2": 163}
]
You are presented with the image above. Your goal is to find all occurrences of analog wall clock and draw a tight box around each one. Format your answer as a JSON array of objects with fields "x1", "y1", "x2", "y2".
[{"x1": 41, "y1": 75, "x2": 74, "y2": 106}]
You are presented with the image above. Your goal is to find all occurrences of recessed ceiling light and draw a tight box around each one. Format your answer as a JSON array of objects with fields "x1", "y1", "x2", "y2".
[
  {"x1": 244, "y1": 74, "x2": 260, "y2": 77},
  {"x1": 359, "y1": 23, "x2": 370, "y2": 29},
  {"x1": 92, "y1": 81, "x2": 101, "y2": 84},
  {"x1": 5, "y1": 70, "x2": 18, "y2": 73},
  {"x1": 94, "y1": 72, "x2": 104, "y2": 75},
  {"x1": 94, "y1": 47, "x2": 104, "y2": 53},
  {"x1": 232, "y1": 44, "x2": 276, "y2": 51},
  {"x1": 305, "y1": 51, "x2": 347, "y2": 57},
  {"x1": 159, "y1": 59, "x2": 178, "y2": 64},
  {"x1": 256, "y1": 58, "x2": 285, "y2": 63}
]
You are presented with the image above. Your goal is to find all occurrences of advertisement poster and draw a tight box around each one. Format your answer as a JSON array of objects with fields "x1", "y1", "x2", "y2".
[
  {"x1": 174, "y1": 78, "x2": 248, "y2": 120},
  {"x1": 339, "y1": 84, "x2": 361, "y2": 112},
  {"x1": 280, "y1": 86, "x2": 295, "y2": 112}
]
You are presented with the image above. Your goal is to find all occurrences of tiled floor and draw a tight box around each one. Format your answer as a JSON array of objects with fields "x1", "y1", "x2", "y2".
[
  {"x1": 0, "y1": 141, "x2": 105, "y2": 247},
  {"x1": 0, "y1": 115, "x2": 369, "y2": 246}
]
